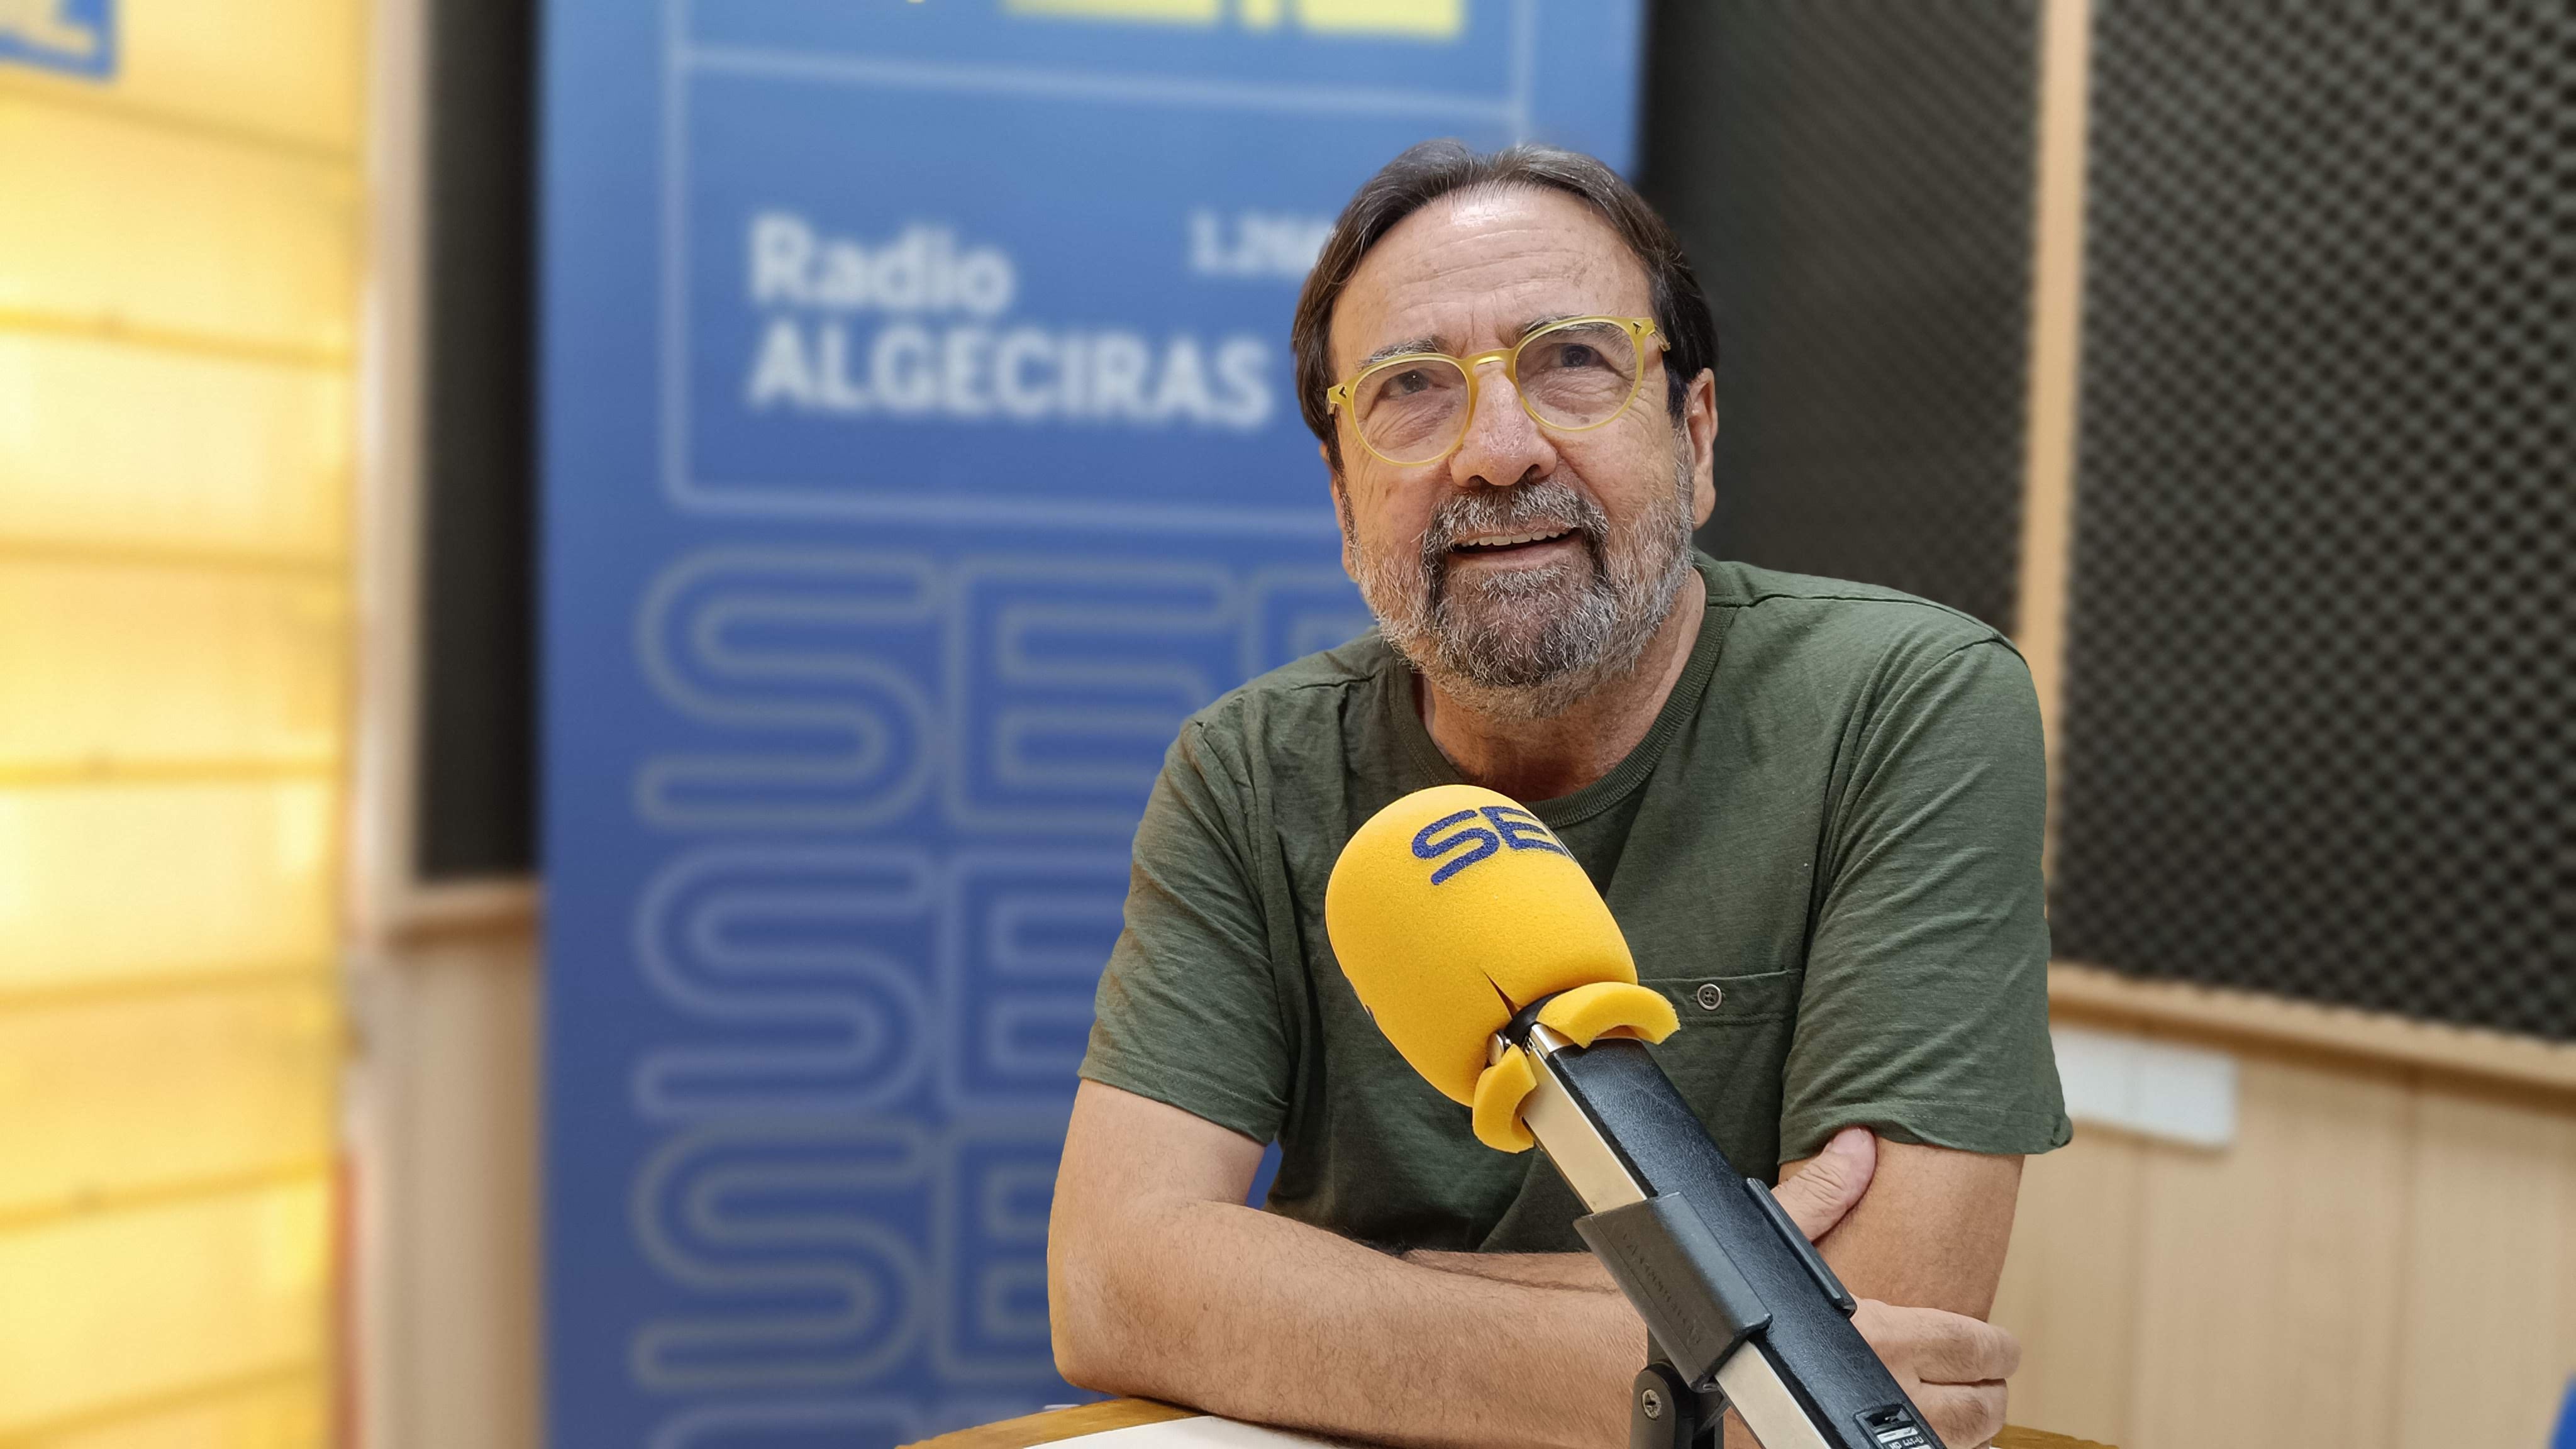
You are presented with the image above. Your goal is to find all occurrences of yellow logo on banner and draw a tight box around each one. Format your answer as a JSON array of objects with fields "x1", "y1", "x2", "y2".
[{"x1": 1005, "y1": 0, "x2": 1464, "y2": 41}]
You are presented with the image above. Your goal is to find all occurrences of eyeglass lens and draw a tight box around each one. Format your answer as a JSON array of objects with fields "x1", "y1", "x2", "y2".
[{"x1": 1352, "y1": 319, "x2": 1643, "y2": 464}]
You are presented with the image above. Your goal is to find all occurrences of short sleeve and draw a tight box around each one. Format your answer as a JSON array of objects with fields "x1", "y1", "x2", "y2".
[
  {"x1": 1778, "y1": 637, "x2": 2072, "y2": 1163},
  {"x1": 1079, "y1": 720, "x2": 1294, "y2": 1145}
]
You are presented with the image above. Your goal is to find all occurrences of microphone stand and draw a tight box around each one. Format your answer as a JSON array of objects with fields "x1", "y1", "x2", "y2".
[{"x1": 1494, "y1": 1014, "x2": 1941, "y2": 1449}]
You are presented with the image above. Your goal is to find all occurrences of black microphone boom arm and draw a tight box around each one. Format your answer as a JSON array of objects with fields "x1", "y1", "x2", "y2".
[{"x1": 1502, "y1": 1023, "x2": 1942, "y2": 1449}]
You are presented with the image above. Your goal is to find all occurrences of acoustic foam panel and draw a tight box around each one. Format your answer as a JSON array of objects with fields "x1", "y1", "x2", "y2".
[
  {"x1": 1642, "y1": 0, "x2": 2038, "y2": 631},
  {"x1": 2048, "y1": 3, "x2": 2574, "y2": 1040}
]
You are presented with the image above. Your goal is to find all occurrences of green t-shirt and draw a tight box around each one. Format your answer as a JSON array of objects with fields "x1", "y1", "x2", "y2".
[{"x1": 1080, "y1": 555, "x2": 2069, "y2": 1253}]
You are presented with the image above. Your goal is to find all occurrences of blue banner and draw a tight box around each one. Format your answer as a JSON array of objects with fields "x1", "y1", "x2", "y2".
[{"x1": 542, "y1": 2, "x2": 1641, "y2": 1440}]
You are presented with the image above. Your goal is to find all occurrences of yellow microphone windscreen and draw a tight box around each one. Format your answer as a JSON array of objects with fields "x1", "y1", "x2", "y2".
[{"x1": 1324, "y1": 784, "x2": 1640, "y2": 1104}]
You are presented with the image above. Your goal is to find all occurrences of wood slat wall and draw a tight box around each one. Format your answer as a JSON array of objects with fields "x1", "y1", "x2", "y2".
[
  {"x1": 1995, "y1": 1029, "x2": 2576, "y2": 1447},
  {"x1": 0, "y1": 3, "x2": 363, "y2": 1442},
  {"x1": 1996, "y1": 3, "x2": 2576, "y2": 1443}
]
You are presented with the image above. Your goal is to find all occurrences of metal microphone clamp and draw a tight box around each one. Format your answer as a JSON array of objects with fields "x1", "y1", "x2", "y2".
[{"x1": 1492, "y1": 1004, "x2": 1941, "y2": 1449}]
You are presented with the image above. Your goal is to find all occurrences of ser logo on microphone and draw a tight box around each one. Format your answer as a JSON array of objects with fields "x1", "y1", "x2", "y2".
[{"x1": 1411, "y1": 806, "x2": 1571, "y2": 885}]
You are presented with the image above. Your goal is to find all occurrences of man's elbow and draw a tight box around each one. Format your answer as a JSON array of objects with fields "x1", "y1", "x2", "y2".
[
  {"x1": 1050, "y1": 1314, "x2": 1114, "y2": 1393},
  {"x1": 1048, "y1": 1290, "x2": 1118, "y2": 1392},
  {"x1": 1046, "y1": 1214, "x2": 1138, "y2": 1393}
]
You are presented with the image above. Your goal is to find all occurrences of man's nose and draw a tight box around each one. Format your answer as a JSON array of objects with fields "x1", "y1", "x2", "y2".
[{"x1": 1448, "y1": 355, "x2": 1557, "y2": 491}]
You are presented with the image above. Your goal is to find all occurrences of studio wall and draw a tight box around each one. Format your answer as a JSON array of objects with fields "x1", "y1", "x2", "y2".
[
  {"x1": 1644, "y1": 0, "x2": 2038, "y2": 634},
  {"x1": 2046, "y1": 1, "x2": 2573, "y2": 1042},
  {"x1": 1645, "y1": 0, "x2": 2573, "y2": 1068},
  {"x1": 1642, "y1": 2, "x2": 2576, "y2": 1444}
]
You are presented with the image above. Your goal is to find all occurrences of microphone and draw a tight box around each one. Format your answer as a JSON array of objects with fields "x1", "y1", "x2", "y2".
[{"x1": 1326, "y1": 784, "x2": 1941, "y2": 1449}]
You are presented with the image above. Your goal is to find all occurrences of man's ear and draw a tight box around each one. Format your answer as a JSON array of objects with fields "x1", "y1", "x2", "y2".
[
  {"x1": 1323, "y1": 442, "x2": 1360, "y2": 582},
  {"x1": 1685, "y1": 368, "x2": 1719, "y2": 529}
]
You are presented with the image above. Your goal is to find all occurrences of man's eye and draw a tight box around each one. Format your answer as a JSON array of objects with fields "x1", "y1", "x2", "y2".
[
  {"x1": 1549, "y1": 343, "x2": 1602, "y2": 369},
  {"x1": 1385, "y1": 369, "x2": 1432, "y2": 396}
]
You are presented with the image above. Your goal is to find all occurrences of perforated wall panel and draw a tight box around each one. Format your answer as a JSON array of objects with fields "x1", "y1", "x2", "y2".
[
  {"x1": 2048, "y1": 4, "x2": 2576, "y2": 1040},
  {"x1": 1642, "y1": 0, "x2": 2036, "y2": 631}
]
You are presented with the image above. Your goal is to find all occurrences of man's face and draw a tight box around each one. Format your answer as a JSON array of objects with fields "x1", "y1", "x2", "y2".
[{"x1": 1325, "y1": 186, "x2": 1716, "y2": 718}]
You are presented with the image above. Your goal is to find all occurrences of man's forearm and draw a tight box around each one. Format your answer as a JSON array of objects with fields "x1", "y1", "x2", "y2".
[
  {"x1": 1055, "y1": 1199, "x2": 1640, "y2": 1449},
  {"x1": 1052, "y1": 1097, "x2": 2015, "y2": 1449},
  {"x1": 1405, "y1": 1250, "x2": 1620, "y2": 1293}
]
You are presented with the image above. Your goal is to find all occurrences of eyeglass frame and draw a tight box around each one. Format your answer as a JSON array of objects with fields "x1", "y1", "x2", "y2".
[{"x1": 1321, "y1": 314, "x2": 1670, "y2": 467}]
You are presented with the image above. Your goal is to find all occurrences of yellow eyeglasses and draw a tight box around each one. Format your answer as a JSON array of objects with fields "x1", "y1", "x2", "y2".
[{"x1": 1323, "y1": 315, "x2": 1667, "y2": 467}]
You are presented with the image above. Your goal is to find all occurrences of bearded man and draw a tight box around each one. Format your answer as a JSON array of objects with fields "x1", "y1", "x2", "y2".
[{"x1": 1047, "y1": 141, "x2": 2067, "y2": 1449}]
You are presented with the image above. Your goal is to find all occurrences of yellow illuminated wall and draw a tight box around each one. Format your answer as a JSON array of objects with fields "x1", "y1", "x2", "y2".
[{"x1": 0, "y1": 1, "x2": 362, "y2": 1444}]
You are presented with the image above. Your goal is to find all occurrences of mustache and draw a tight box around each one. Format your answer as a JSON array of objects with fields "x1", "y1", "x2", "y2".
[{"x1": 1416, "y1": 480, "x2": 1612, "y2": 588}]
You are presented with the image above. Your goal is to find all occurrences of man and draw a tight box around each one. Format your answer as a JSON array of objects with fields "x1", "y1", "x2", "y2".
[{"x1": 1048, "y1": 140, "x2": 2067, "y2": 1448}]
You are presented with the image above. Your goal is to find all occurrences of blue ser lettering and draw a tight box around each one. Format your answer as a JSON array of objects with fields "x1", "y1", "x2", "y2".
[
  {"x1": 1413, "y1": 805, "x2": 1572, "y2": 885},
  {"x1": 1480, "y1": 805, "x2": 1570, "y2": 858},
  {"x1": 1411, "y1": 809, "x2": 1500, "y2": 885}
]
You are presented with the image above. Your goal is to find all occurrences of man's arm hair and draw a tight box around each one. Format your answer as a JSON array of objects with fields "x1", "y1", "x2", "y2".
[
  {"x1": 1053, "y1": 1086, "x2": 2024, "y2": 1449},
  {"x1": 1404, "y1": 1251, "x2": 1623, "y2": 1292},
  {"x1": 1050, "y1": 1079, "x2": 1640, "y2": 1449}
]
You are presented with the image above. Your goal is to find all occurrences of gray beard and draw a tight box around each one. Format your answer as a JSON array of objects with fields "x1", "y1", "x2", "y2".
[{"x1": 1349, "y1": 450, "x2": 1697, "y2": 722}]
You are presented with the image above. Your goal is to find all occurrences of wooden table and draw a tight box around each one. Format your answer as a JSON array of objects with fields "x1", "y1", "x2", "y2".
[{"x1": 906, "y1": 1397, "x2": 2113, "y2": 1448}]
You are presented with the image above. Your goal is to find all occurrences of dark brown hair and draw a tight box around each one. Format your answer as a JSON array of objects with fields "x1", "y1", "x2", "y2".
[{"x1": 1291, "y1": 138, "x2": 1718, "y2": 470}]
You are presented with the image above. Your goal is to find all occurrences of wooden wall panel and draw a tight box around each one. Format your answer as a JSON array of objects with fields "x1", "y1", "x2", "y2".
[
  {"x1": 1990, "y1": 1128, "x2": 2141, "y2": 1448},
  {"x1": 2001, "y1": 1021, "x2": 2576, "y2": 1449},
  {"x1": 1952, "y1": 0, "x2": 2576, "y2": 1438},
  {"x1": 2127, "y1": 1054, "x2": 2409, "y2": 1446},
  {"x1": 0, "y1": 3, "x2": 364, "y2": 1436},
  {"x1": 2391, "y1": 1080, "x2": 2576, "y2": 1447},
  {"x1": 0, "y1": 97, "x2": 358, "y2": 360}
]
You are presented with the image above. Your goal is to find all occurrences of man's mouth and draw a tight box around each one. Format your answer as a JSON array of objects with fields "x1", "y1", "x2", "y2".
[{"x1": 1448, "y1": 526, "x2": 1576, "y2": 557}]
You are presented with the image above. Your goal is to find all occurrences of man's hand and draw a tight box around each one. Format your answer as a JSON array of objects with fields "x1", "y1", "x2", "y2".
[
  {"x1": 1756, "y1": 1128, "x2": 2022, "y2": 1449},
  {"x1": 1055, "y1": 1085, "x2": 2023, "y2": 1449},
  {"x1": 1848, "y1": 1299, "x2": 2019, "y2": 1449},
  {"x1": 1771, "y1": 1124, "x2": 1878, "y2": 1238},
  {"x1": 1418, "y1": 1127, "x2": 2019, "y2": 1448},
  {"x1": 1052, "y1": 1081, "x2": 1651, "y2": 1448}
]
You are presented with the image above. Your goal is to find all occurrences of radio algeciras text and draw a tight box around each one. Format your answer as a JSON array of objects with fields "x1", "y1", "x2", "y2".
[{"x1": 741, "y1": 212, "x2": 1272, "y2": 431}]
